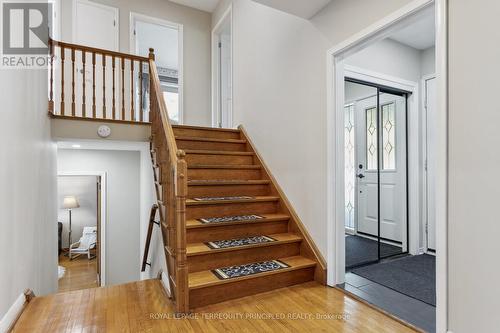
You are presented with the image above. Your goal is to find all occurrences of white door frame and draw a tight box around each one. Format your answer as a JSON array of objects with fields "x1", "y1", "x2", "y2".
[
  {"x1": 211, "y1": 5, "x2": 233, "y2": 128},
  {"x1": 345, "y1": 65, "x2": 418, "y2": 254},
  {"x1": 129, "y1": 12, "x2": 184, "y2": 124},
  {"x1": 421, "y1": 73, "x2": 437, "y2": 253},
  {"x1": 326, "y1": 0, "x2": 448, "y2": 332},
  {"x1": 72, "y1": 0, "x2": 119, "y2": 51},
  {"x1": 58, "y1": 170, "x2": 107, "y2": 286}
]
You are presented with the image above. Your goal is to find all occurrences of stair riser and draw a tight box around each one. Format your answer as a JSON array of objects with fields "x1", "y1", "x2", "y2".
[
  {"x1": 189, "y1": 267, "x2": 315, "y2": 309},
  {"x1": 173, "y1": 127, "x2": 241, "y2": 140},
  {"x1": 186, "y1": 220, "x2": 289, "y2": 243},
  {"x1": 186, "y1": 201, "x2": 278, "y2": 220},
  {"x1": 187, "y1": 242, "x2": 301, "y2": 273},
  {"x1": 187, "y1": 184, "x2": 270, "y2": 198},
  {"x1": 188, "y1": 169, "x2": 262, "y2": 181},
  {"x1": 177, "y1": 140, "x2": 246, "y2": 152},
  {"x1": 185, "y1": 154, "x2": 254, "y2": 165}
]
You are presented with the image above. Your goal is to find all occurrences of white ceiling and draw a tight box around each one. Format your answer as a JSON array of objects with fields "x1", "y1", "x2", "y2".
[
  {"x1": 168, "y1": 0, "x2": 220, "y2": 13},
  {"x1": 252, "y1": 0, "x2": 332, "y2": 19},
  {"x1": 389, "y1": 8, "x2": 435, "y2": 50}
]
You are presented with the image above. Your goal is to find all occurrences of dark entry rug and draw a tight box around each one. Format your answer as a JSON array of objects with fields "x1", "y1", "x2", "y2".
[
  {"x1": 346, "y1": 235, "x2": 402, "y2": 268},
  {"x1": 351, "y1": 254, "x2": 436, "y2": 306},
  {"x1": 212, "y1": 260, "x2": 289, "y2": 280},
  {"x1": 198, "y1": 215, "x2": 263, "y2": 224},
  {"x1": 206, "y1": 235, "x2": 276, "y2": 249}
]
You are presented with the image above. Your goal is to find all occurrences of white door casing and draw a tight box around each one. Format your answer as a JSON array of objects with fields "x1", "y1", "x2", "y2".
[
  {"x1": 355, "y1": 92, "x2": 407, "y2": 243},
  {"x1": 425, "y1": 76, "x2": 437, "y2": 251}
]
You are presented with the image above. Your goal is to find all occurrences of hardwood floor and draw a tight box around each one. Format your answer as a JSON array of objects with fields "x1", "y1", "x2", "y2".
[
  {"x1": 58, "y1": 253, "x2": 98, "y2": 292},
  {"x1": 13, "y1": 280, "x2": 417, "y2": 332}
]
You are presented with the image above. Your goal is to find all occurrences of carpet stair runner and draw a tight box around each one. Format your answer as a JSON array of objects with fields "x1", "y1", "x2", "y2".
[{"x1": 155, "y1": 125, "x2": 326, "y2": 309}]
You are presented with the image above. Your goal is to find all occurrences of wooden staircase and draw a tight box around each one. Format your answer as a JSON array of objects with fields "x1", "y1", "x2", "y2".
[{"x1": 164, "y1": 124, "x2": 326, "y2": 309}]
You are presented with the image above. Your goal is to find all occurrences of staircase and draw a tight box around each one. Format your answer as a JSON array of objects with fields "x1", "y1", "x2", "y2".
[{"x1": 151, "y1": 124, "x2": 326, "y2": 309}]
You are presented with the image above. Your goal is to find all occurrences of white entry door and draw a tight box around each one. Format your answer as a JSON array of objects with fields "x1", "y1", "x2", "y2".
[
  {"x1": 355, "y1": 92, "x2": 407, "y2": 242},
  {"x1": 425, "y1": 77, "x2": 437, "y2": 251}
]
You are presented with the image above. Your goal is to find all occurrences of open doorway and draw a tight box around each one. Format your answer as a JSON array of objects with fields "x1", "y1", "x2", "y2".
[
  {"x1": 327, "y1": 3, "x2": 441, "y2": 332},
  {"x1": 212, "y1": 6, "x2": 233, "y2": 128},
  {"x1": 57, "y1": 174, "x2": 104, "y2": 292},
  {"x1": 131, "y1": 13, "x2": 183, "y2": 124}
]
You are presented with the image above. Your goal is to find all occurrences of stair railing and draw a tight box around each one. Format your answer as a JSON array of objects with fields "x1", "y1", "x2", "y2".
[
  {"x1": 148, "y1": 48, "x2": 189, "y2": 313},
  {"x1": 48, "y1": 39, "x2": 150, "y2": 123}
]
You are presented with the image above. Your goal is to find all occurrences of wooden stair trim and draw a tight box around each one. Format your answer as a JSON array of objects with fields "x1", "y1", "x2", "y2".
[
  {"x1": 175, "y1": 136, "x2": 246, "y2": 144},
  {"x1": 186, "y1": 213, "x2": 290, "y2": 229},
  {"x1": 186, "y1": 196, "x2": 279, "y2": 206},
  {"x1": 188, "y1": 256, "x2": 315, "y2": 289},
  {"x1": 188, "y1": 164, "x2": 260, "y2": 170},
  {"x1": 187, "y1": 233, "x2": 302, "y2": 256},
  {"x1": 172, "y1": 124, "x2": 240, "y2": 133},
  {"x1": 187, "y1": 180, "x2": 270, "y2": 186},
  {"x1": 238, "y1": 125, "x2": 327, "y2": 284},
  {"x1": 184, "y1": 149, "x2": 254, "y2": 156}
]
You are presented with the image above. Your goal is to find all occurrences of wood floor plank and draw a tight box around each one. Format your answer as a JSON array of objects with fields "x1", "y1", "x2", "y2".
[{"x1": 12, "y1": 280, "x2": 417, "y2": 333}]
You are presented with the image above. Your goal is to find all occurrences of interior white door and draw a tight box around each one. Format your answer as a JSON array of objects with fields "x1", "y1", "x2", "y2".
[
  {"x1": 73, "y1": 1, "x2": 118, "y2": 118},
  {"x1": 355, "y1": 92, "x2": 407, "y2": 243},
  {"x1": 425, "y1": 77, "x2": 437, "y2": 251},
  {"x1": 74, "y1": 1, "x2": 118, "y2": 50}
]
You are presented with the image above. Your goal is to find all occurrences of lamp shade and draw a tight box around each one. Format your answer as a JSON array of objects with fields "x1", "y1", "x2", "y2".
[{"x1": 62, "y1": 196, "x2": 80, "y2": 209}]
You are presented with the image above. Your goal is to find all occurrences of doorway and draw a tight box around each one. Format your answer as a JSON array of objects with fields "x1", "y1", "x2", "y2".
[
  {"x1": 131, "y1": 13, "x2": 183, "y2": 124},
  {"x1": 344, "y1": 79, "x2": 409, "y2": 269},
  {"x1": 57, "y1": 174, "x2": 104, "y2": 292},
  {"x1": 212, "y1": 6, "x2": 233, "y2": 128}
]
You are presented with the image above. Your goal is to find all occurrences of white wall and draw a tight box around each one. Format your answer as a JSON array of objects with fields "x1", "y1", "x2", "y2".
[
  {"x1": 57, "y1": 149, "x2": 141, "y2": 285},
  {"x1": 0, "y1": 69, "x2": 58, "y2": 318},
  {"x1": 61, "y1": 0, "x2": 212, "y2": 126},
  {"x1": 448, "y1": 1, "x2": 500, "y2": 332},
  {"x1": 58, "y1": 176, "x2": 98, "y2": 248},
  {"x1": 420, "y1": 46, "x2": 435, "y2": 76}
]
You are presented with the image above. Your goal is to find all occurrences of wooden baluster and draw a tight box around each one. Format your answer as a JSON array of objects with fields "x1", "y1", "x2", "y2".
[
  {"x1": 102, "y1": 54, "x2": 106, "y2": 119},
  {"x1": 121, "y1": 57, "x2": 125, "y2": 120},
  {"x1": 176, "y1": 152, "x2": 189, "y2": 313},
  {"x1": 130, "y1": 60, "x2": 135, "y2": 121},
  {"x1": 60, "y1": 46, "x2": 65, "y2": 115},
  {"x1": 71, "y1": 49, "x2": 75, "y2": 116},
  {"x1": 139, "y1": 60, "x2": 143, "y2": 122},
  {"x1": 112, "y1": 56, "x2": 116, "y2": 120},
  {"x1": 48, "y1": 40, "x2": 54, "y2": 113},
  {"x1": 149, "y1": 48, "x2": 155, "y2": 122},
  {"x1": 92, "y1": 52, "x2": 96, "y2": 118},
  {"x1": 82, "y1": 50, "x2": 86, "y2": 117}
]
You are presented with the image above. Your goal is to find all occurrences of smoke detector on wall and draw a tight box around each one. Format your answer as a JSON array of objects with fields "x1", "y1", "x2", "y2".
[{"x1": 97, "y1": 125, "x2": 111, "y2": 138}]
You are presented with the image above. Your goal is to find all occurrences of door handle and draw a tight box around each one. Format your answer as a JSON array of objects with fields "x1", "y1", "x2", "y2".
[{"x1": 356, "y1": 173, "x2": 365, "y2": 179}]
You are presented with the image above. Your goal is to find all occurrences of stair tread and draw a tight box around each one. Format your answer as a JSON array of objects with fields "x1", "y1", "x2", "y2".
[
  {"x1": 175, "y1": 136, "x2": 246, "y2": 144},
  {"x1": 187, "y1": 233, "x2": 301, "y2": 256},
  {"x1": 172, "y1": 124, "x2": 240, "y2": 133},
  {"x1": 186, "y1": 213, "x2": 290, "y2": 228},
  {"x1": 189, "y1": 256, "x2": 316, "y2": 289},
  {"x1": 188, "y1": 164, "x2": 260, "y2": 170},
  {"x1": 186, "y1": 196, "x2": 279, "y2": 205},
  {"x1": 188, "y1": 179, "x2": 270, "y2": 186},
  {"x1": 184, "y1": 149, "x2": 254, "y2": 156}
]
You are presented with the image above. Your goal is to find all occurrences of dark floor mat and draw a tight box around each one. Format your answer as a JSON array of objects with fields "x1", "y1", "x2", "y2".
[
  {"x1": 212, "y1": 260, "x2": 289, "y2": 280},
  {"x1": 346, "y1": 235, "x2": 402, "y2": 268},
  {"x1": 351, "y1": 254, "x2": 436, "y2": 306},
  {"x1": 206, "y1": 235, "x2": 276, "y2": 249}
]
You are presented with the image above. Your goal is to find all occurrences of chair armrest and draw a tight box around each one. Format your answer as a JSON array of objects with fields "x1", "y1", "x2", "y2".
[{"x1": 70, "y1": 241, "x2": 81, "y2": 250}]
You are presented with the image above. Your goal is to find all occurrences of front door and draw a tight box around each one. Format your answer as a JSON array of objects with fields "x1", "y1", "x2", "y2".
[{"x1": 355, "y1": 91, "x2": 407, "y2": 243}]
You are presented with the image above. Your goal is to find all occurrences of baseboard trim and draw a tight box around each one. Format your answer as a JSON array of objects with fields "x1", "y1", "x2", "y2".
[
  {"x1": 0, "y1": 289, "x2": 34, "y2": 333},
  {"x1": 158, "y1": 270, "x2": 172, "y2": 299}
]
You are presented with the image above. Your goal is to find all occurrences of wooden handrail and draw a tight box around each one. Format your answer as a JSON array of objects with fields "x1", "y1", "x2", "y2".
[
  {"x1": 141, "y1": 204, "x2": 159, "y2": 272},
  {"x1": 51, "y1": 40, "x2": 149, "y2": 62},
  {"x1": 148, "y1": 48, "x2": 189, "y2": 313}
]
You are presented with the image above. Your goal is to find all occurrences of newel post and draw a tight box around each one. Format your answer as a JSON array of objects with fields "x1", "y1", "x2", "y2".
[{"x1": 175, "y1": 149, "x2": 189, "y2": 313}]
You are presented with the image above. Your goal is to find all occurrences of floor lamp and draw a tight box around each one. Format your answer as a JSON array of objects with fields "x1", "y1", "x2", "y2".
[{"x1": 63, "y1": 196, "x2": 80, "y2": 253}]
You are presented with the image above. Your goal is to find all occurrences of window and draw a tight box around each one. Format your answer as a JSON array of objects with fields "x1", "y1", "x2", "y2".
[
  {"x1": 161, "y1": 82, "x2": 179, "y2": 124},
  {"x1": 382, "y1": 102, "x2": 396, "y2": 170},
  {"x1": 344, "y1": 104, "x2": 355, "y2": 229},
  {"x1": 366, "y1": 107, "x2": 378, "y2": 170}
]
